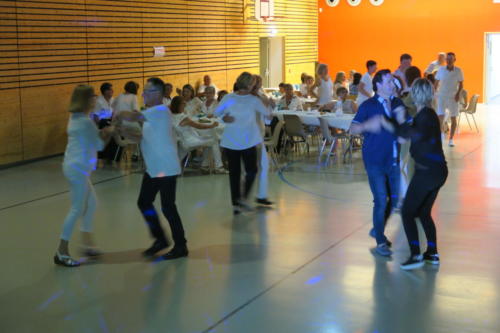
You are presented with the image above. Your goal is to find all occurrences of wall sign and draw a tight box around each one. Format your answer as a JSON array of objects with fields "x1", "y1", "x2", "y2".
[{"x1": 153, "y1": 46, "x2": 165, "y2": 57}]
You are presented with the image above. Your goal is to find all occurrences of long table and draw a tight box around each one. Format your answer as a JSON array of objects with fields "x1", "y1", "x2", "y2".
[{"x1": 272, "y1": 111, "x2": 354, "y2": 130}]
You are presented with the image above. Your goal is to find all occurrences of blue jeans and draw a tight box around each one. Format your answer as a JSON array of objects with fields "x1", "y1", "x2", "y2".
[{"x1": 365, "y1": 163, "x2": 400, "y2": 245}]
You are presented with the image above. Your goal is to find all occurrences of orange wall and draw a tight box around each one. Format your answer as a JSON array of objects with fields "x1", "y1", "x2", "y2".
[{"x1": 318, "y1": 0, "x2": 500, "y2": 101}]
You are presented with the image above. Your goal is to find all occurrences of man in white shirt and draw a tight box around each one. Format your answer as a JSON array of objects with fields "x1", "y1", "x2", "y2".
[
  {"x1": 356, "y1": 60, "x2": 378, "y2": 106},
  {"x1": 197, "y1": 75, "x2": 219, "y2": 98},
  {"x1": 163, "y1": 82, "x2": 173, "y2": 107},
  {"x1": 93, "y1": 82, "x2": 114, "y2": 122},
  {"x1": 393, "y1": 53, "x2": 412, "y2": 94},
  {"x1": 115, "y1": 77, "x2": 188, "y2": 260},
  {"x1": 425, "y1": 52, "x2": 446, "y2": 76},
  {"x1": 435, "y1": 52, "x2": 464, "y2": 147}
]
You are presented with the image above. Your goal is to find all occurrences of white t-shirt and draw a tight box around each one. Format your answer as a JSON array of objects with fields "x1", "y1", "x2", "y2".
[
  {"x1": 356, "y1": 72, "x2": 374, "y2": 106},
  {"x1": 93, "y1": 95, "x2": 114, "y2": 120},
  {"x1": 300, "y1": 83, "x2": 309, "y2": 96},
  {"x1": 63, "y1": 113, "x2": 104, "y2": 175},
  {"x1": 277, "y1": 95, "x2": 303, "y2": 111},
  {"x1": 436, "y1": 66, "x2": 464, "y2": 97},
  {"x1": 317, "y1": 77, "x2": 333, "y2": 105},
  {"x1": 198, "y1": 84, "x2": 219, "y2": 94},
  {"x1": 141, "y1": 104, "x2": 180, "y2": 178},
  {"x1": 425, "y1": 60, "x2": 441, "y2": 74},
  {"x1": 393, "y1": 68, "x2": 410, "y2": 93},
  {"x1": 112, "y1": 93, "x2": 139, "y2": 116},
  {"x1": 215, "y1": 93, "x2": 269, "y2": 150},
  {"x1": 202, "y1": 100, "x2": 218, "y2": 116},
  {"x1": 185, "y1": 97, "x2": 203, "y2": 117},
  {"x1": 163, "y1": 96, "x2": 172, "y2": 107}
]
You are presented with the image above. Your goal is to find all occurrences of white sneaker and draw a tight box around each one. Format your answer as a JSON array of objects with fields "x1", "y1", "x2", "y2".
[{"x1": 448, "y1": 139, "x2": 455, "y2": 147}]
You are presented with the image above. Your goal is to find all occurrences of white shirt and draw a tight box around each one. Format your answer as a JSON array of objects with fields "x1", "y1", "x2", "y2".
[
  {"x1": 215, "y1": 93, "x2": 269, "y2": 150},
  {"x1": 317, "y1": 77, "x2": 334, "y2": 105},
  {"x1": 300, "y1": 83, "x2": 309, "y2": 96},
  {"x1": 112, "y1": 93, "x2": 139, "y2": 116},
  {"x1": 171, "y1": 113, "x2": 207, "y2": 149},
  {"x1": 333, "y1": 82, "x2": 349, "y2": 99},
  {"x1": 356, "y1": 72, "x2": 374, "y2": 106},
  {"x1": 93, "y1": 95, "x2": 114, "y2": 120},
  {"x1": 141, "y1": 104, "x2": 181, "y2": 178},
  {"x1": 436, "y1": 66, "x2": 464, "y2": 97},
  {"x1": 163, "y1": 96, "x2": 172, "y2": 107},
  {"x1": 425, "y1": 60, "x2": 441, "y2": 74},
  {"x1": 198, "y1": 84, "x2": 219, "y2": 94},
  {"x1": 184, "y1": 97, "x2": 203, "y2": 117},
  {"x1": 393, "y1": 68, "x2": 409, "y2": 93},
  {"x1": 278, "y1": 95, "x2": 303, "y2": 111},
  {"x1": 202, "y1": 100, "x2": 218, "y2": 116},
  {"x1": 63, "y1": 113, "x2": 104, "y2": 175}
]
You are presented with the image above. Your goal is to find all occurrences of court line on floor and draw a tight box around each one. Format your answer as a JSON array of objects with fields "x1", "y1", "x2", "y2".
[
  {"x1": 0, "y1": 172, "x2": 136, "y2": 212},
  {"x1": 200, "y1": 220, "x2": 369, "y2": 333}
]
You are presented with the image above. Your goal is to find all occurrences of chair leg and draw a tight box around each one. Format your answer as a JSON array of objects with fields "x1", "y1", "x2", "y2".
[
  {"x1": 465, "y1": 113, "x2": 472, "y2": 131},
  {"x1": 325, "y1": 139, "x2": 336, "y2": 164},
  {"x1": 114, "y1": 146, "x2": 121, "y2": 162},
  {"x1": 471, "y1": 114, "x2": 479, "y2": 133}
]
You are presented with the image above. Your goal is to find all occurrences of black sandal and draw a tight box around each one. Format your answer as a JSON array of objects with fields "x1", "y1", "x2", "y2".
[{"x1": 54, "y1": 252, "x2": 80, "y2": 267}]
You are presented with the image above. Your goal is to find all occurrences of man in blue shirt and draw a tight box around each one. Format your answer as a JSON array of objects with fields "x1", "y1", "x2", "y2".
[{"x1": 350, "y1": 69, "x2": 407, "y2": 257}]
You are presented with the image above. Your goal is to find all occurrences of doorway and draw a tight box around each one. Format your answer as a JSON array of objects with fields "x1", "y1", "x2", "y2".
[
  {"x1": 485, "y1": 33, "x2": 500, "y2": 104},
  {"x1": 259, "y1": 36, "x2": 284, "y2": 88}
]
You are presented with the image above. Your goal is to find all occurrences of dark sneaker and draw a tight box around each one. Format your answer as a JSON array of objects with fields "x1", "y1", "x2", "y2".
[
  {"x1": 375, "y1": 243, "x2": 393, "y2": 257},
  {"x1": 369, "y1": 229, "x2": 392, "y2": 248},
  {"x1": 161, "y1": 247, "x2": 189, "y2": 260},
  {"x1": 142, "y1": 240, "x2": 168, "y2": 258},
  {"x1": 423, "y1": 252, "x2": 440, "y2": 265},
  {"x1": 400, "y1": 255, "x2": 424, "y2": 270},
  {"x1": 256, "y1": 198, "x2": 274, "y2": 206}
]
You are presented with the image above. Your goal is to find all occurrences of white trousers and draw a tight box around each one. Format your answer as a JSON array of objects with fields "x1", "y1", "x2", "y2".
[
  {"x1": 60, "y1": 166, "x2": 97, "y2": 241},
  {"x1": 257, "y1": 143, "x2": 269, "y2": 199}
]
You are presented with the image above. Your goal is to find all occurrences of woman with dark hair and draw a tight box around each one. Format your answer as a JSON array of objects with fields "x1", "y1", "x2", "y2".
[
  {"x1": 182, "y1": 84, "x2": 203, "y2": 117},
  {"x1": 112, "y1": 81, "x2": 139, "y2": 115},
  {"x1": 170, "y1": 96, "x2": 225, "y2": 173},
  {"x1": 349, "y1": 72, "x2": 362, "y2": 97},
  {"x1": 55, "y1": 85, "x2": 115, "y2": 267},
  {"x1": 217, "y1": 90, "x2": 228, "y2": 102}
]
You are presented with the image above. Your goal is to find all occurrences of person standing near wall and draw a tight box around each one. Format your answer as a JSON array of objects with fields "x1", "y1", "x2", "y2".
[
  {"x1": 356, "y1": 60, "x2": 378, "y2": 107},
  {"x1": 393, "y1": 53, "x2": 413, "y2": 94},
  {"x1": 313, "y1": 64, "x2": 334, "y2": 106},
  {"x1": 435, "y1": 52, "x2": 464, "y2": 147},
  {"x1": 424, "y1": 52, "x2": 446, "y2": 76}
]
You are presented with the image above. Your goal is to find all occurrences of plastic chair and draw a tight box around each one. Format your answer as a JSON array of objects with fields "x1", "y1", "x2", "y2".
[
  {"x1": 264, "y1": 120, "x2": 284, "y2": 168},
  {"x1": 458, "y1": 94, "x2": 479, "y2": 133},
  {"x1": 283, "y1": 114, "x2": 310, "y2": 154}
]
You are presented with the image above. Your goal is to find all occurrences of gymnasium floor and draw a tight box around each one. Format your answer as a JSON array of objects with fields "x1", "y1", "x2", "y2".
[{"x1": 0, "y1": 105, "x2": 499, "y2": 333}]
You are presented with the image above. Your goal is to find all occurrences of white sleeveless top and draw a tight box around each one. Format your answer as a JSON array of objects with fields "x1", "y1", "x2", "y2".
[{"x1": 317, "y1": 77, "x2": 333, "y2": 105}]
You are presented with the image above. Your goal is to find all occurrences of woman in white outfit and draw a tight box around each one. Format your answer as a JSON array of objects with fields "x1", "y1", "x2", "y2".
[
  {"x1": 313, "y1": 63, "x2": 334, "y2": 106},
  {"x1": 55, "y1": 85, "x2": 115, "y2": 267},
  {"x1": 202, "y1": 86, "x2": 218, "y2": 117},
  {"x1": 182, "y1": 84, "x2": 203, "y2": 117},
  {"x1": 170, "y1": 96, "x2": 226, "y2": 173}
]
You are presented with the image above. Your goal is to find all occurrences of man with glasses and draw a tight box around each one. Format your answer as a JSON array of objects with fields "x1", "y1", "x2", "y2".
[
  {"x1": 350, "y1": 70, "x2": 408, "y2": 257},
  {"x1": 115, "y1": 77, "x2": 188, "y2": 260}
]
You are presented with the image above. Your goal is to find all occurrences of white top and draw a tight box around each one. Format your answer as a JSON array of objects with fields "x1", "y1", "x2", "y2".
[
  {"x1": 202, "y1": 100, "x2": 218, "y2": 116},
  {"x1": 436, "y1": 66, "x2": 464, "y2": 97},
  {"x1": 215, "y1": 93, "x2": 269, "y2": 150},
  {"x1": 93, "y1": 95, "x2": 114, "y2": 120},
  {"x1": 112, "y1": 93, "x2": 139, "y2": 116},
  {"x1": 63, "y1": 113, "x2": 104, "y2": 175},
  {"x1": 184, "y1": 97, "x2": 203, "y2": 117},
  {"x1": 141, "y1": 104, "x2": 181, "y2": 178},
  {"x1": 332, "y1": 82, "x2": 349, "y2": 99},
  {"x1": 317, "y1": 77, "x2": 334, "y2": 105},
  {"x1": 336, "y1": 100, "x2": 356, "y2": 114},
  {"x1": 425, "y1": 60, "x2": 441, "y2": 74},
  {"x1": 300, "y1": 83, "x2": 309, "y2": 96},
  {"x1": 198, "y1": 84, "x2": 219, "y2": 94},
  {"x1": 393, "y1": 68, "x2": 409, "y2": 93},
  {"x1": 278, "y1": 95, "x2": 303, "y2": 111},
  {"x1": 163, "y1": 97, "x2": 172, "y2": 107},
  {"x1": 171, "y1": 113, "x2": 207, "y2": 149},
  {"x1": 356, "y1": 72, "x2": 374, "y2": 106}
]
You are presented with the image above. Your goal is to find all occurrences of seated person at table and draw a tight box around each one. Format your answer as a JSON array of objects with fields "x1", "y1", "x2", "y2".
[
  {"x1": 181, "y1": 84, "x2": 203, "y2": 117},
  {"x1": 170, "y1": 96, "x2": 225, "y2": 174},
  {"x1": 217, "y1": 90, "x2": 228, "y2": 102},
  {"x1": 112, "y1": 81, "x2": 139, "y2": 115},
  {"x1": 300, "y1": 75, "x2": 315, "y2": 97},
  {"x1": 201, "y1": 86, "x2": 218, "y2": 118},
  {"x1": 277, "y1": 84, "x2": 303, "y2": 111},
  {"x1": 197, "y1": 75, "x2": 219, "y2": 98},
  {"x1": 349, "y1": 73, "x2": 362, "y2": 97},
  {"x1": 163, "y1": 83, "x2": 173, "y2": 107},
  {"x1": 319, "y1": 87, "x2": 357, "y2": 114}
]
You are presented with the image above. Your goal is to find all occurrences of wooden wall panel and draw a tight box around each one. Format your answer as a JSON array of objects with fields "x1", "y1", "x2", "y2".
[
  {"x1": 0, "y1": 0, "x2": 318, "y2": 164},
  {"x1": 0, "y1": 89, "x2": 23, "y2": 164}
]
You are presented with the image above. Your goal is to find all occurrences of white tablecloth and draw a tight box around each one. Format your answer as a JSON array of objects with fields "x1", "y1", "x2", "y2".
[{"x1": 273, "y1": 111, "x2": 354, "y2": 130}]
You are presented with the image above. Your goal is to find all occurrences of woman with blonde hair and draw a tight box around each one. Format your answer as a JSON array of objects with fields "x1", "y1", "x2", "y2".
[
  {"x1": 215, "y1": 72, "x2": 271, "y2": 214},
  {"x1": 379, "y1": 78, "x2": 448, "y2": 270},
  {"x1": 313, "y1": 63, "x2": 333, "y2": 106},
  {"x1": 55, "y1": 85, "x2": 115, "y2": 267},
  {"x1": 333, "y1": 71, "x2": 349, "y2": 99}
]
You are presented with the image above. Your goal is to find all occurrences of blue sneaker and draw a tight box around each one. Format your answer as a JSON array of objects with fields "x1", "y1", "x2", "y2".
[{"x1": 375, "y1": 243, "x2": 393, "y2": 257}]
